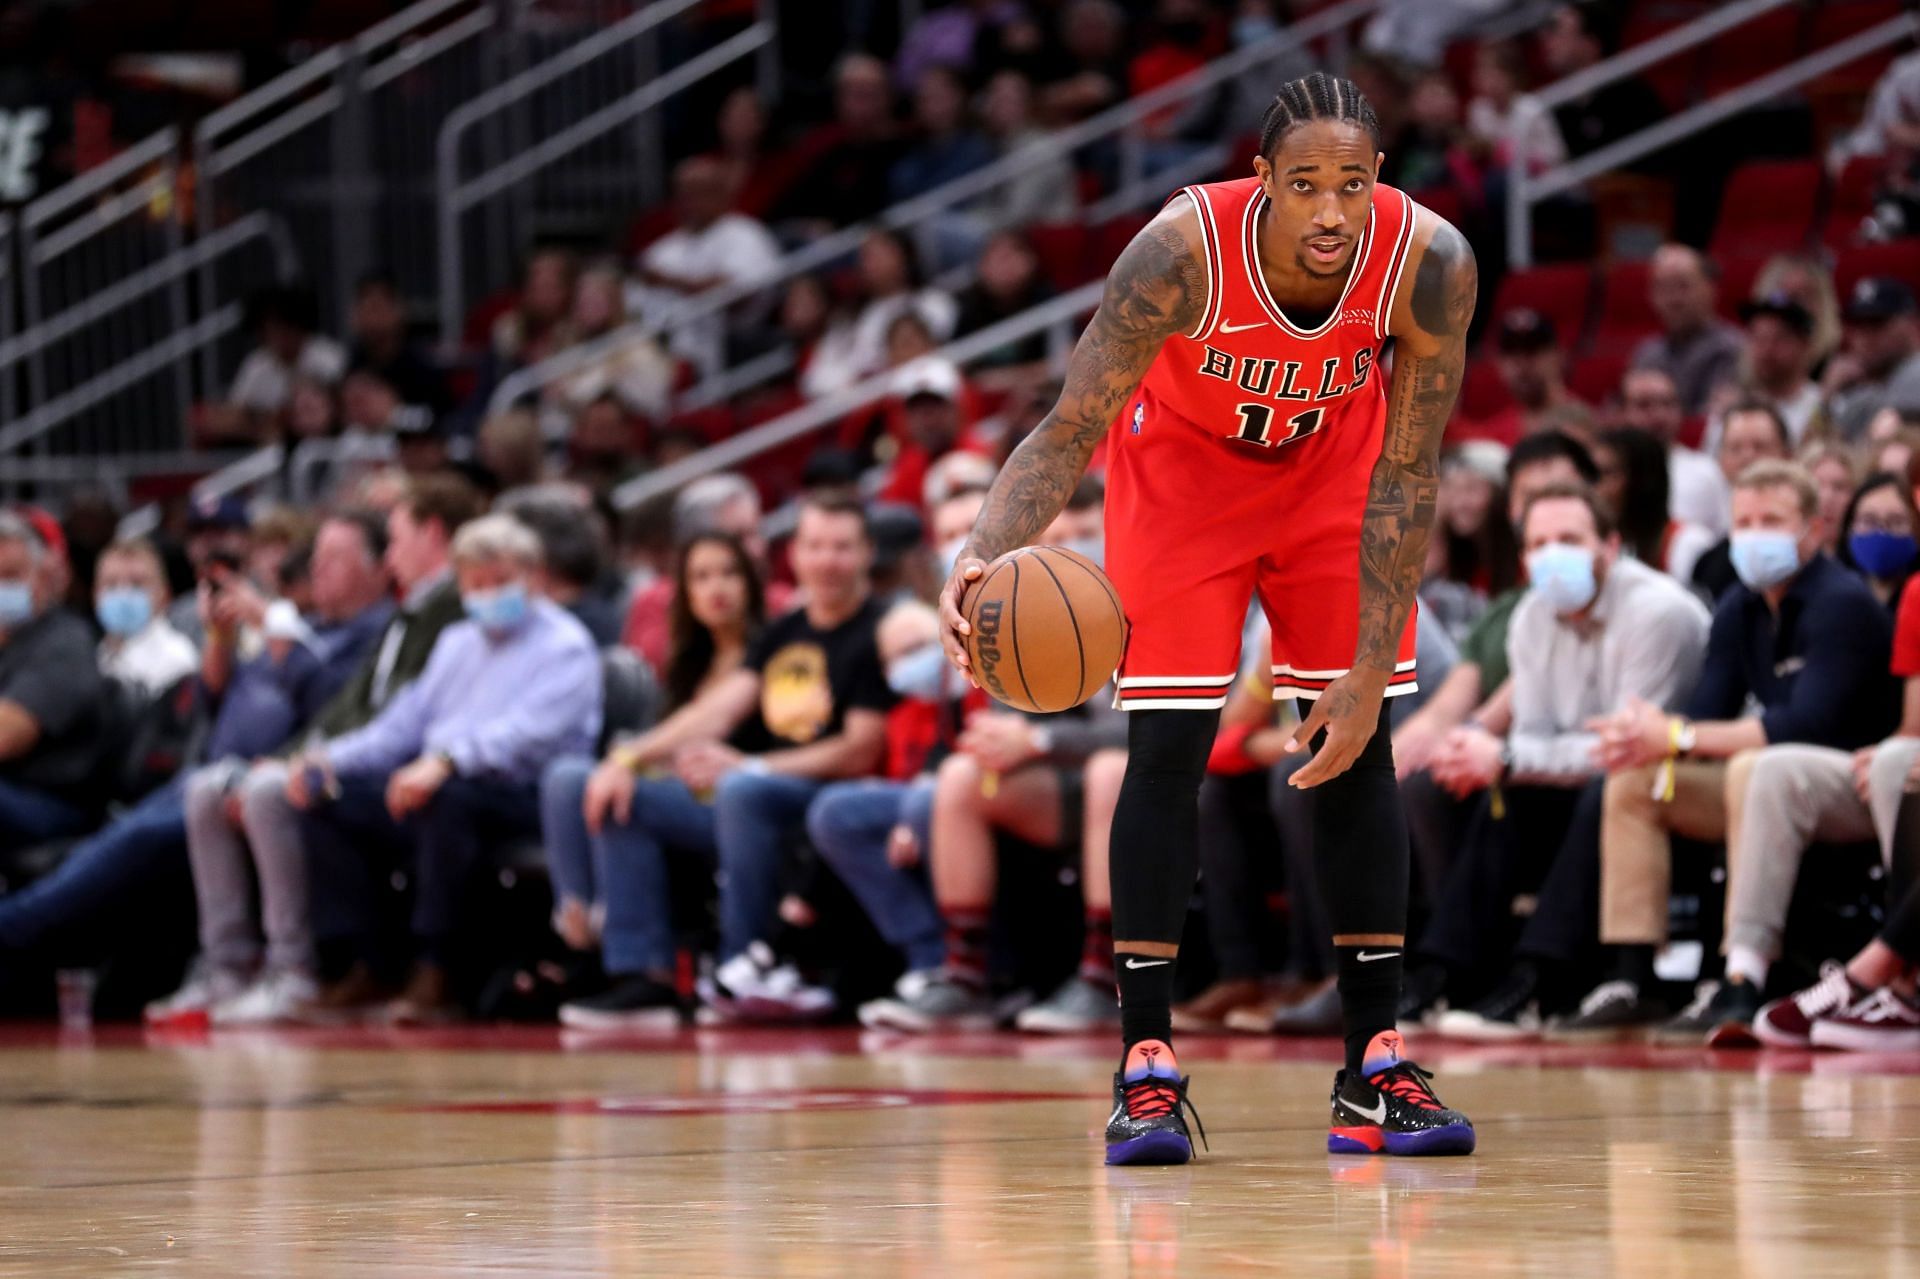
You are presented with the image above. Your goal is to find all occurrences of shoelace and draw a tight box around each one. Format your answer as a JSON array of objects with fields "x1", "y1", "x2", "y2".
[
  {"x1": 1369, "y1": 1061, "x2": 1447, "y2": 1112},
  {"x1": 1796, "y1": 963, "x2": 1854, "y2": 1018},
  {"x1": 1122, "y1": 1072, "x2": 1210, "y2": 1150},
  {"x1": 1678, "y1": 981, "x2": 1720, "y2": 1020}
]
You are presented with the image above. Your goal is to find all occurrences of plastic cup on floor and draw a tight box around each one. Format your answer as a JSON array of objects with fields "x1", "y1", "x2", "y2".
[{"x1": 55, "y1": 969, "x2": 96, "y2": 1031}]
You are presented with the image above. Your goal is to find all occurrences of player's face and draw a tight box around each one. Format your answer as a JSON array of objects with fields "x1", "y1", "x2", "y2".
[{"x1": 1254, "y1": 122, "x2": 1380, "y2": 280}]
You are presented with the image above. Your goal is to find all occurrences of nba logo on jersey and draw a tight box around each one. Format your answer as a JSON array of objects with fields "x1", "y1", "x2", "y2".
[{"x1": 1132, "y1": 402, "x2": 1144, "y2": 434}]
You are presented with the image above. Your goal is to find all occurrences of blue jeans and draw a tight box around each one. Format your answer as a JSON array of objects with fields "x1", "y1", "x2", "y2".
[
  {"x1": 541, "y1": 759, "x2": 821, "y2": 976},
  {"x1": 806, "y1": 777, "x2": 943, "y2": 972},
  {"x1": 0, "y1": 779, "x2": 188, "y2": 952},
  {"x1": 0, "y1": 776, "x2": 94, "y2": 855}
]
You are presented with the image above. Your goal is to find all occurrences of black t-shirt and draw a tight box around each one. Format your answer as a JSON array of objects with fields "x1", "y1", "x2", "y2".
[
  {"x1": 0, "y1": 608, "x2": 105, "y2": 795},
  {"x1": 733, "y1": 596, "x2": 893, "y2": 753}
]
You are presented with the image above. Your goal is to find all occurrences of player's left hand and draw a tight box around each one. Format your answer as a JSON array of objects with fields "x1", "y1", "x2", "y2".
[{"x1": 1284, "y1": 669, "x2": 1387, "y2": 788}]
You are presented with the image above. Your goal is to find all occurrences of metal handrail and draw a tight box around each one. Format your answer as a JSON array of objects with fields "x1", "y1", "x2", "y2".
[
  {"x1": 487, "y1": 0, "x2": 1383, "y2": 409},
  {"x1": 1502, "y1": 0, "x2": 1911, "y2": 265},
  {"x1": 434, "y1": 0, "x2": 763, "y2": 341},
  {"x1": 612, "y1": 280, "x2": 1105, "y2": 511}
]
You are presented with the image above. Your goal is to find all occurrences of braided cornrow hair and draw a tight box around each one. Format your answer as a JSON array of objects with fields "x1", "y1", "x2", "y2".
[{"x1": 1257, "y1": 72, "x2": 1383, "y2": 159}]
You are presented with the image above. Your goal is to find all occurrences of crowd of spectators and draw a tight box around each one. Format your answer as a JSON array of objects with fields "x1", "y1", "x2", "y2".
[{"x1": 4, "y1": 0, "x2": 1920, "y2": 1053}]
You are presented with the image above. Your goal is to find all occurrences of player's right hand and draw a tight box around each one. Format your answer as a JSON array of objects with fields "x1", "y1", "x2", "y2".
[{"x1": 937, "y1": 557, "x2": 988, "y2": 679}]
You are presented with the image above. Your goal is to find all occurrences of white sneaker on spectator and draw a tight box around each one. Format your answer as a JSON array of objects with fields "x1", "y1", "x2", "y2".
[
  {"x1": 858, "y1": 969, "x2": 998, "y2": 1032},
  {"x1": 144, "y1": 957, "x2": 248, "y2": 1026},
  {"x1": 211, "y1": 968, "x2": 321, "y2": 1026},
  {"x1": 701, "y1": 943, "x2": 835, "y2": 1022},
  {"x1": 1808, "y1": 986, "x2": 1920, "y2": 1052},
  {"x1": 1015, "y1": 976, "x2": 1119, "y2": 1033}
]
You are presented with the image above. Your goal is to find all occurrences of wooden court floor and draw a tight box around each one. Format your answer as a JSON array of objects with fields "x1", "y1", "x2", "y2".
[{"x1": 2, "y1": 1026, "x2": 1919, "y2": 1277}]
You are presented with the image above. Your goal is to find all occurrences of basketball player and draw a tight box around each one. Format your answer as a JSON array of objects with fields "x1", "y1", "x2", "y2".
[{"x1": 938, "y1": 74, "x2": 1477, "y2": 1163}]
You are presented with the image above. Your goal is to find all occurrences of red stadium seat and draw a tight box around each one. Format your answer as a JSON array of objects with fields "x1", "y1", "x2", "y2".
[
  {"x1": 1569, "y1": 351, "x2": 1630, "y2": 406},
  {"x1": 1715, "y1": 250, "x2": 1772, "y2": 321},
  {"x1": 1698, "y1": 6, "x2": 1806, "y2": 97},
  {"x1": 1620, "y1": 4, "x2": 1712, "y2": 110},
  {"x1": 1708, "y1": 159, "x2": 1819, "y2": 263},
  {"x1": 1835, "y1": 241, "x2": 1920, "y2": 304},
  {"x1": 1024, "y1": 222, "x2": 1091, "y2": 291},
  {"x1": 1591, "y1": 259, "x2": 1659, "y2": 358},
  {"x1": 1458, "y1": 359, "x2": 1512, "y2": 421},
  {"x1": 1092, "y1": 213, "x2": 1152, "y2": 278},
  {"x1": 1484, "y1": 263, "x2": 1594, "y2": 354}
]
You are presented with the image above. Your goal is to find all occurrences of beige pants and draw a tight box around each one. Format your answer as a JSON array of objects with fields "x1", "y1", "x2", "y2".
[{"x1": 1599, "y1": 753, "x2": 1760, "y2": 946}]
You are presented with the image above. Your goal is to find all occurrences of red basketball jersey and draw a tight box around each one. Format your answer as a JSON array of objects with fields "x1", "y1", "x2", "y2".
[{"x1": 1136, "y1": 175, "x2": 1417, "y2": 460}]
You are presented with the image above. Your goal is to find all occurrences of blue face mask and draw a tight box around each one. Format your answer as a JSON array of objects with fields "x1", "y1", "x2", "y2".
[
  {"x1": 0, "y1": 580, "x2": 32, "y2": 628},
  {"x1": 1850, "y1": 530, "x2": 1919, "y2": 580},
  {"x1": 1061, "y1": 536, "x2": 1105, "y2": 567},
  {"x1": 937, "y1": 537, "x2": 967, "y2": 581},
  {"x1": 1233, "y1": 16, "x2": 1279, "y2": 46},
  {"x1": 463, "y1": 582, "x2": 530, "y2": 634},
  {"x1": 96, "y1": 587, "x2": 152, "y2": 637},
  {"x1": 887, "y1": 642, "x2": 951, "y2": 701},
  {"x1": 1526, "y1": 543, "x2": 1598, "y2": 613},
  {"x1": 1730, "y1": 530, "x2": 1804, "y2": 591}
]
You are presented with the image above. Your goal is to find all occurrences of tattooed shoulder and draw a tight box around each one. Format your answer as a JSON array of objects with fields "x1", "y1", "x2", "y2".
[
  {"x1": 1404, "y1": 214, "x2": 1477, "y2": 341},
  {"x1": 1102, "y1": 201, "x2": 1209, "y2": 344}
]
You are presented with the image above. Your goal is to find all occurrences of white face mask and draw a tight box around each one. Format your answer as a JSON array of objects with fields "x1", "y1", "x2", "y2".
[{"x1": 937, "y1": 537, "x2": 968, "y2": 580}]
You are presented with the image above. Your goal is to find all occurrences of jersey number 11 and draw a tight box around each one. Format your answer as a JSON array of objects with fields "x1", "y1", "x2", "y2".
[{"x1": 1232, "y1": 403, "x2": 1324, "y2": 448}]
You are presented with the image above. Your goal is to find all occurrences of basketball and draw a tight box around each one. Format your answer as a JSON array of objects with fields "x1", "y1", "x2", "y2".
[{"x1": 963, "y1": 545, "x2": 1127, "y2": 714}]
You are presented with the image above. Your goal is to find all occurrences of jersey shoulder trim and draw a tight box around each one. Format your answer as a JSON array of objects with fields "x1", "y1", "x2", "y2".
[
  {"x1": 1175, "y1": 186, "x2": 1224, "y2": 341},
  {"x1": 1374, "y1": 188, "x2": 1418, "y2": 340}
]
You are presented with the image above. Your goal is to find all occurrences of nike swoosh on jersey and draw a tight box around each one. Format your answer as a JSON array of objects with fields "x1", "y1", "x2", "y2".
[
  {"x1": 1217, "y1": 319, "x2": 1267, "y2": 333},
  {"x1": 1124, "y1": 958, "x2": 1171, "y2": 969}
]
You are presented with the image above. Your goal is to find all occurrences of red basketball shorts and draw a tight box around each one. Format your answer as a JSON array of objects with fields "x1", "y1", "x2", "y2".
[{"x1": 1102, "y1": 392, "x2": 1419, "y2": 712}]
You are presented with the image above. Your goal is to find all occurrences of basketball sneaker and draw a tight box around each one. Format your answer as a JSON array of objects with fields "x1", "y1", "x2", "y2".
[
  {"x1": 1327, "y1": 1030, "x2": 1476, "y2": 1156},
  {"x1": 701, "y1": 942, "x2": 836, "y2": 1023},
  {"x1": 1753, "y1": 963, "x2": 1862, "y2": 1048},
  {"x1": 1105, "y1": 1039, "x2": 1206, "y2": 1165},
  {"x1": 144, "y1": 957, "x2": 248, "y2": 1027},
  {"x1": 1809, "y1": 986, "x2": 1920, "y2": 1052}
]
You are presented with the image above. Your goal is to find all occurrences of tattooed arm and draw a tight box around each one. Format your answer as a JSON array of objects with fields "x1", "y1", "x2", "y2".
[
  {"x1": 938, "y1": 199, "x2": 1207, "y2": 671},
  {"x1": 1286, "y1": 209, "x2": 1476, "y2": 788}
]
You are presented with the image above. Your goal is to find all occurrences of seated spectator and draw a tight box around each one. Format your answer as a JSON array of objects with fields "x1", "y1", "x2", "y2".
[
  {"x1": 292, "y1": 514, "x2": 602, "y2": 1024},
  {"x1": 553, "y1": 261, "x2": 675, "y2": 425},
  {"x1": 1403, "y1": 483, "x2": 1710, "y2": 1025},
  {"x1": 772, "y1": 54, "x2": 904, "y2": 231},
  {"x1": 546, "y1": 530, "x2": 765, "y2": 966},
  {"x1": 565, "y1": 396, "x2": 643, "y2": 496},
  {"x1": 1431, "y1": 442, "x2": 1518, "y2": 602},
  {"x1": 954, "y1": 230, "x2": 1055, "y2": 383},
  {"x1": 4, "y1": 513, "x2": 392, "y2": 970},
  {"x1": 1695, "y1": 505, "x2": 1920, "y2": 1046},
  {"x1": 488, "y1": 245, "x2": 579, "y2": 373},
  {"x1": 1702, "y1": 293, "x2": 1825, "y2": 452},
  {"x1": 549, "y1": 497, "x2": 890, "y2": 1027},
  {"x1": 621, "y1": 473, "x2": 790, "y2": 671},
  {"x1": 1558, "y1": 461, "x2": 1900, "y2": 1038},
  {"x1": 476, "y1": 409, "x2": 549, "y2": 495},
  {"x1": 1620, "y1": 365, "x2": 1729, "y2": 538},
  {"x1": 851, "y1": 230, "x2": 960, "y2": 385},
  {"x1": 635, "y1": 157, "x2": 783, "y2": 369},
  {"x1": 1632, "y1": 245, "x2": 1746, "y2": 418},
  {"x1": 975, "y1": 69, "x2": 1078, "y2": 229},
  {"x1": 1838, "y1": 49, "x2": 1920, "y2": 165},
  {"x1": 496, "y1": 490, "x2": 625, "y2": 646},
  {"x1": 788, "y1": 274, "x2": 870, "y2": 401},
  {"x1": 1688, "y1": 404, "x2": 1799, "y2": 601},
  {"x1": 1038, "y1": 0, "x2": 1128, "y2": 124},
  {"x1": 1837, "y1": 472, "x2": 1919, "y2": 609},
  {"x1": 1588, "y1": 427, "x2": 1699, "y2": 580},
  {"x1": 893, "y1": 0, "x2": 1029, "y2": 91},
  {"x1": 209, "y1": 284, "x2": 347, "y2": 444},
  {"x1": 94, "y1": 538, "x2": 198, "y2": 698},
  {"x1": 347, "y1": 270, "x2": 449, "y2": 420},
  {"x1": 890, "y1": 65, "x2": 995, "y2": 204},
  {"x1": 0, "y1": 512, "x2": 105, "y2": 851},
  {"x1": 1876, "y1": 425, "x2": 1920, "y2": 485},
  {"x1": 1457, "y1": 309, "x2": 1581, "y2": 445},
  {"x1": 287, "y1": 373, "x2": 342, "y2": 440},
  {"x1": 1464, "y1": 39, "x2": 1565, "y2": 177},
  {"x1": 154, "y1": 475, "x2": 479, "y2": 1025},
  {"x1": 1802, "y1": 441, "x2": 1861, "y2": 557},
  {"x1": 877, "y1": 359, "x2": 985, "y2": 507},
  {"x1": 246, "y1": 506, "x2": 317, "y2": 599},
  {"x1": 1827, "y1": 278, "x2": 1920, "y2": 442},
  {"x1": 1753, "y1": 254, "x2": 1843, "y2": 373},
  {"x1": 1538, "y1": 2, "x2": 1662, "y2": 161}
]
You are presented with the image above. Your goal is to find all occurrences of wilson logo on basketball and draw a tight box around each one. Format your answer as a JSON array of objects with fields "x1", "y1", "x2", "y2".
[{"x1": 972, "y1": 597, "x2": 1010, "y2": 701}]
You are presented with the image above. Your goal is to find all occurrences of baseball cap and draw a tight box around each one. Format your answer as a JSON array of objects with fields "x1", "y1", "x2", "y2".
[
  {"x1": 894, "y1": 357, "x2": 964, "y2": 404},
  {"x1": 1496, "y1": 308, "x2": 1557, "y2": 354},
  {"x1": 186, "y1": 494, "x2": 250, "y2": 532},
  {"x1": 1843, "y1": 276, "x2": 1918, "y2": 324},
  {"x1": 1739, "y1": 291, "x2": 1814, "y2": 337}
]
